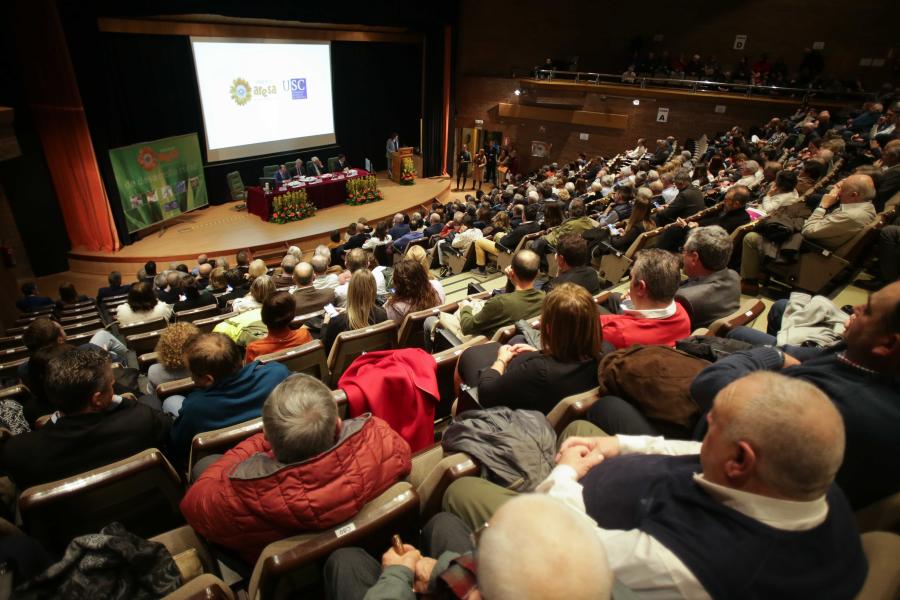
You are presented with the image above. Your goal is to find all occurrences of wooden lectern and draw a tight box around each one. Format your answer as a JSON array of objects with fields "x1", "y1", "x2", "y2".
[{"x1": 390, "y1": 147, "x2": 414, "y2": 183}]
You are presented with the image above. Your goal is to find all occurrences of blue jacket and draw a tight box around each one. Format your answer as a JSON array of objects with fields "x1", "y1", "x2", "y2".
[{"x1": 169, "y1": 361, "x2": 291, "y2": 461}]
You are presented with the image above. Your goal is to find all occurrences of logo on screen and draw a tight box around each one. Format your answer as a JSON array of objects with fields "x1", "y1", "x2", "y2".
[
  {"x1": 230, "y1": 78, "x2": 252, "y2": 106},
  {"x1": 285, "y1": 78, "x2": 307, "y2": 100}
]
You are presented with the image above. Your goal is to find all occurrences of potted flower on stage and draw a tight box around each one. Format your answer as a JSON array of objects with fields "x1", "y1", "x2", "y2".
[
  {"x1": 345, "y1": 175, "x2": 383, "y2": 206},
  {"x1": 400, "y1": 157, "x2": 416, "y2": 185},
  {"x1": 270, "y1": 189, "x2": 316, "y2": 224}
]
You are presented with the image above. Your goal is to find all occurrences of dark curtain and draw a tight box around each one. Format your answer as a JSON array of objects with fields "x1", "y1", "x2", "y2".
[
  {"x1": 421, "y1": 25, "x2": 448, "y2": 177},
  {"x1": 330, "y1": 41, "x2": 422, "y2": 173}
]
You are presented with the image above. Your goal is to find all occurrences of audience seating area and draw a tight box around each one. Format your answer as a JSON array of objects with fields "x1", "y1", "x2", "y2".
[{"x1": 1, "y1": 96, "x2": 899, "y2": 599}]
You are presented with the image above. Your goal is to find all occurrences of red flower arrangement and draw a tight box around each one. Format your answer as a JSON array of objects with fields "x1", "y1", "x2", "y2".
[{"x1": 270, "y1": 189, "x2": 316, "y2": 224}]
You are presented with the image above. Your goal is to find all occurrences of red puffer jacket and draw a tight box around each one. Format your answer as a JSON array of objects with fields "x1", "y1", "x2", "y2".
[{"x1": 179, "y1": 414, "x2": 411, "y2": 564}]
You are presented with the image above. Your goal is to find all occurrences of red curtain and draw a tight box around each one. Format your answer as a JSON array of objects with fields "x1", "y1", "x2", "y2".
[{"x1": 14, "y1": 1, "x2": 120, "y2": 252}]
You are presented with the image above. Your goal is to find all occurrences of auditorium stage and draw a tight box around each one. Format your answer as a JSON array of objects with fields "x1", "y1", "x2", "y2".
[{"x1": 66, "y1": 173, "x2": 451, "y2": 281}]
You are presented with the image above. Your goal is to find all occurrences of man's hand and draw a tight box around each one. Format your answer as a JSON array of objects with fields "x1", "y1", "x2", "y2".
[
  {"x1": 820, "y1": 184, "x2": 841, "y2": 209},
  {"x1": 782, "y1": 352, "x2": 802, "y2": 368},
  {"x1": 382, "y1": 544, "x2": 421, "y2": 573},
  {"x1": 413, "y1": 556, "x2": 438, "y2": 593},
  {"x1": 556, "y1": 444, "x2": 606, "y2": 479},
  {"x1": 675, "y1": 217, "x2": 687, "y2": 228},
  {"x1": 557, "y1": 435, "x2": 621, "y2": 462}
]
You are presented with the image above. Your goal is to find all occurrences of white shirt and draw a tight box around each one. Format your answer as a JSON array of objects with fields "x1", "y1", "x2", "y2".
[
  {"x1": 536, "y1": 435, "x2": 829, "y2": 599},
  {"x1": 661, "y1": 186, "x2": 679, "y2": 204},
  {"x1": 333, "y1": 268, "x2": 387, "y2": 307},
  {"x1": 761, "y1": 189, "x2": 800, "y2": 214},
  {"x1": 620, "y1": 299, "x2": 677, "y2": 320},
  {"x1": 116, "y1": 301, "x2": 172, "y2": 326},
  {"x1": 362, "y1": 235, "x2": 392, "y2": 251},
  {"x1": 312, "y1": 273, "x2": 339, "y2": 290}
]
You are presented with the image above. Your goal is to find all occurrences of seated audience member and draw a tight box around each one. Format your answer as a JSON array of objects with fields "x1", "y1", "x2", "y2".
[
  {"x1": 596, "y1": 186, "x2": 635, "y2": 227},
  {"x1": 323, "y1": 270, "x2": 388, "y2": 355},
  {"x1": 542, "y1": 234, "x2": 602, "y2": 294},
  {"x1": 147, "y1": 322, "x2": 198, "y2": 395},
  {"x1": 292, "y1": 262, "x2": 335, "y2": 315},
  {"x1": 16, "y1": 283, "x2": 53, "y2": 313},
  {"x1": 55, "y1": 282, "x2": 90, "y2": 311},
  {"x1": 273, "y1": 254, "x2": 299, "y2": 287},
  {"x1": 677, "y1": 226, "x2": 740, "y2": 329},
  {"x1": 206, "y1": 267, "x2": 228, "y2": 294},
  {"x1": 388, "y1": 212, "x2": 411, "y2": 240},
  {"x1": 214, "y1": 268, "x2": 248, "y2": 308},
  {"x1": 457, "y1": 283, "x2": 603, "y2": 414},
  {"x1": 740, "y1": 174, "x2": 877, "y2": 295},
  {"x1": 22, "y1": 343, "x2": 73, "y2": 426},
  {"x1": 734, "y1": 159, "x2": 761, "y2": 187},
  {"x1": 196, "y1": 262, "x2": 213, "y2": 289},
  {"x1": 423, "y1": 212, "x2": 445, "y2": 238},
  {"x1": 585, "y1": 193, "x2": 655, "y2": 259},
  {"x1": 246, "y1": 258, "x2": 268, "y2": 282},
  {"x1": 455, "y1": 250, "x2": 544, "y2": 338},
  {"x1": 654, "y1": 170, "x2": 704, "y2": 226},
  {"x1": 531, "y1": 199, "x2": 598, "y2": 270},
  {"x1": 97, "y1": 270, "x2": 131, "y2": 301},
  {"x1": 215, "y1": 275, "x2": 275, "y2": 346},
  {"x1": 310, "y1": 254, "x2": 339, "y2": 290},
  {"x1": 115, "y1": 281, "x2": 173, "y2": 326},
  {"x1": 334, "y1": 248, "x2": 386, "y2": 307},
  {"x1": 385, "y1": 259, "x2": 443, "y2": 324},
  {"x1": 599, "y1": 249, "x2": 691, "y2": 348},
  {"x1": 694, "y1": 184, "x2": 751, "y2": 233},
  {"x1": 190, "y1": 255, "x2": 207, "y2": 276},
  {"x1": 474, "y1": 204, "x2": 541, "y2": 275},
  {"x1": 691, "y1": 281, "x2": 900, "y2": 509},
  {"x1": 342, "y1": 222, "x2": 369, "y2": 252},
  {"x1": 392, "y1": 218, "x2": 425, "y2": 253},
  {"x1": 326, "y1": 494, "x2": 613, "y2": 600},
  {"x1": 166, "y1": 333, "x2": 291, "y2": 460},
  {"x1": 362, "y1": 220, "x2": 393, "y2": 252},
  {"x1": 245, "y1": 291, "x2": 312, "y2": 363},
  {"x1": 449, "y1": 219, "x2": 484, "y2": 254},
  {"x1": 141, "y1": 260, "x2": 157, "y2": 284},
  {"x1": 758, "y1": 169, "x2": 800, "y2": 214},
  {"x1": 173, "y1": 275, "x2": 217, "y2": 312},
  {"x1": 157, "y1": 271, "x2": 182, "y2": 304},
  {"x1": 180, "y1": 373, "x2": 411, "y2": 564},
  {"x1": 235, "y1": 249, "x2": 251, "y2": 277},
  {"x1": 444, "y1": 372, "x2": 867, "y2": 599},
  {"x1": 232, "y1": 273, "x2": 275, "y2": 313},
  {"x1": 406, "y1": 245, "x2": 445, "y2": 299},
  {"x1": 19, "y1": 317, "x2": 127, "y2": 379},
  {"x1": 0, "y1": 347, "x2": 172, "y2": 490}
]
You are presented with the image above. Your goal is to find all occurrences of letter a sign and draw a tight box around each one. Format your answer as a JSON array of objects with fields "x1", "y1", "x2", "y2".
[{"x1": 657, "y1": 107, "x2": 669, "y2": 123}]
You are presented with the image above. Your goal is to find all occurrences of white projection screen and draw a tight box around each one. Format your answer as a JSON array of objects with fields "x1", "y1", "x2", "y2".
[{"x1": 190, "y1": 38, "x2": 337, "y2": 162}]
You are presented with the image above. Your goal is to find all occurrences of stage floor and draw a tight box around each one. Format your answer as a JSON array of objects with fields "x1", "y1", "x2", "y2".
[{"x1": 66, "y1": 173, "x2": 451, "y2": 279}]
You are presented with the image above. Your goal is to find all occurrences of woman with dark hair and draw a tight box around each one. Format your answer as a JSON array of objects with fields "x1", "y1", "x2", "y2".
[
  {"x1": 173, "y1": 275, "x2": 217, "y2": 312},
  {"x1": 322, "y1": 270, "x2": 387, "y2": 355},
  {"x1": 456, "y1": 283, "x2": 606, "y2": 414},
  {"x1": 384, "y1": 259, "x2": 443, "y2": 323},
  {"x1": 244, "y1": 291, "x2": 312, "y2": 363},
  {"x1": 56, "y1": 282, "x2": 90, "y2": 310},
  {"x1": 541, "y1": 202, "x2": 564, "y2": 229},
  {"x1": 707, "y1": 154, "x2": 725, "y2": 180},
  {"x1": 116, "y1": 280, "x2": 173, "y2": 325},
  {"x1": 362, "y1": 220, "x2": 392, "y2": 251}
]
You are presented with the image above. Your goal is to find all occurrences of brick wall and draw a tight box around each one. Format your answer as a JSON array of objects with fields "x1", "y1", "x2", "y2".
[{"x1": 455, "y1": 76, "x2": 809, "y2": 171}]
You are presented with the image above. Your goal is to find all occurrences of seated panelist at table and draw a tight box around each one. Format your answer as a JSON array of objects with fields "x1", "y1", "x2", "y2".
[
  {"x1": 274, "y1": 164, "x2": 291, "y2": 186},
  {"x1": 307, "y1": 156, "x2": 325, "y2": 177},
  {"x1": 335, "y1": 154, "x2": 349, "y2": 171}
]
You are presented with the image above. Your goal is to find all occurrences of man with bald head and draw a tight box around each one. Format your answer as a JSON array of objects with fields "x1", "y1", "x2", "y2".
[
  {"x1": 693, "y1": 280, "x2": 900, "y2": 509},
  {"x1": 325, "y1": 494, "x2": 614, "y2": 600},
  {"x1": 740, "y1": 173, "x2": 876, "y2": 294},
  {"x1": 292, "y1": 262, "x2": 335, "y2": 315},
  {"x1": 444, "y1": 372, "x2": 867, "y2": 598}
]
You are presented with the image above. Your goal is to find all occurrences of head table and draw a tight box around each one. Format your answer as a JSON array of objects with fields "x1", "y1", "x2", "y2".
[{"x1": 246, "y1": 169, "x2": 370, "y2": 221}]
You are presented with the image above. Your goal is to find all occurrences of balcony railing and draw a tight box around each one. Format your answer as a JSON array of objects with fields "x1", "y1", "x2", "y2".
[{"x1": 529, "y1": 69, "x2": 875, "y2": 104}]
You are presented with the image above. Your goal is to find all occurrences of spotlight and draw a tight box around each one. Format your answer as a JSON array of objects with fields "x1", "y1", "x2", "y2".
[
  {"x1": 514, "y1": 89, "x2": 522, "y2": 96},
  {"x1": 632, "y1": 99, "x2": 640, "y2": 106}
]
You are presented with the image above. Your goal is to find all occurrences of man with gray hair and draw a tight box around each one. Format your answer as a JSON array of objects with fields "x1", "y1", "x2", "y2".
[
  {"x1": 655, "y1": 169, "x2": 704, "y2": 226},
  {"x1": 325, "y1": 494, "x2": 614, "y2": 600},
  {"x1": 678, "y1": 225, "x2": 741, "y2": 328},
  {"x1": 443, "y1": 371, "x2": 867, "y2": 598},
  {"x1": 310, "y1": 253, "x2": 339, "y2": 290},
  {"x1": 389, "y1": 213, "x2": 410, "y2": 240},
  {"x1": 273, "y1": 254, "x2": 299, "y2": 287},
  {"x1": 735, "y1": 159, "x2": 761, "y2": 187},
  {"x1": 180, "y1": 373, "x2": 411, "y2": 564}
]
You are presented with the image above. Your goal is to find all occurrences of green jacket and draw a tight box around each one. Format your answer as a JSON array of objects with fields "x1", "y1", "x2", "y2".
[
  {"x1": 459, "y1": 288, "x2": 544, "y2": 337},
  {"x1": 545, "y1": 216, "x2": 599, "y2": 247}
]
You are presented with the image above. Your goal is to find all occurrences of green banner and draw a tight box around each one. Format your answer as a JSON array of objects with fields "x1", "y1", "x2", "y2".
[{"x1": 109, "y1": 133, "x2": 209, "y2": 233}]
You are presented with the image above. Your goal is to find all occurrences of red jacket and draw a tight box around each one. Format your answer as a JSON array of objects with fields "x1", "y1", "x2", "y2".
[
  {"x1": 179, "y1": 415, "x2": 411, "y2": 564},
  {"x1": 339, "y1": 348, "x2": 439, "y2": 452},
  {"x1": 600, "y1": 303, "x2": 692, "y2": 349}
]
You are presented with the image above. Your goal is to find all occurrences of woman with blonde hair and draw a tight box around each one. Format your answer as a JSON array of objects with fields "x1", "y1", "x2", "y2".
[
  {"x1": 148, "y1": 322, "x2": 200, "y2": 395},
  {"x1": 322, "y1": 269, "x2": 387, "y2": 354},
  {"x1": 232, "y1": 273, "x2": 275, "y2": 313},
  {"x1": 247, "y1": 259, "x2": 268, "y2": 281},
  {"x1": 455, "y1": 283, "x2": 604, "y2": 414},
  {"x1": 214, "y1": 275, "x2": 274, "y2": 346},
  {"x1": 404, "y1": 244, "x2": 445, "y2": 300}
]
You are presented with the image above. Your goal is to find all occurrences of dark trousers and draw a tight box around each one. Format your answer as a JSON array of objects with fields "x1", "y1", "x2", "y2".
[
  {"x1": 457, "y1": 342, "x2": 502, "y2": 388},
  {"x1": 529, "y1": 237, "x2": 553, "y2": 271},
  {"x1": 323, "y1": 513, "x2": 474, "y2": 600},
  {"x1": 587, "y1": 395, "x2": 697, "y2": 439},
  {"x1": 457, "y1": 166, "x2": 469, "y2": 190}
]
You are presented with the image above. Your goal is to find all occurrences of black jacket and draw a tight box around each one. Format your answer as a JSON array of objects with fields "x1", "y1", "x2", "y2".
[
  {"x1": 498, "y1": 221, "x2": 541, "y2": 251},
  {"x1": 656, "y1": 186, "x2": 705, "y2": 225}
]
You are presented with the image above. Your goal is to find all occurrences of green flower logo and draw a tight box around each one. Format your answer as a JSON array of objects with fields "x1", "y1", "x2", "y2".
[{"x1": 230, "y1": 78, "x2": 252, "y2": 106}]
